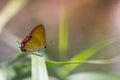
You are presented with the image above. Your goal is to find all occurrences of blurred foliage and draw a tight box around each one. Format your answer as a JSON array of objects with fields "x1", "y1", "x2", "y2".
[
  {"x1": 59, "y1": 7, "x2": 68, "y2": 61},
  {"x1": 0, "y1": 1, "x2": 120, "y2": 80},
  {"x1": 67, "y1": 73, "x2": 120, "y2": 80},
  {"x1": 0, "y1": 39, "x2": 118, "y2": 80}
]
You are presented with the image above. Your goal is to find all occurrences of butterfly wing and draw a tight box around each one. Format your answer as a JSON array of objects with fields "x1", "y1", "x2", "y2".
[{"x1": 24, "y1": 24, "x2": 46, "y2": 51}]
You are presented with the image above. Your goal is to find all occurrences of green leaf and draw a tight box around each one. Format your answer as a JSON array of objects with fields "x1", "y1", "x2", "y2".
[
  {"x1": 68, "y1": 73, "x2": 120, "y2": 80},
  {"x1": 46, "y1": 59, "x2": 114, "y2": 66},
  {"x1": 31, "y1": 52, "x2": 49, "y2": 80},
  {"x1": 8, "y1": 52, "x2": 29, "y2": 65},
  {"x1": 58, "y1": 40, "x2": 113, "y2": 78},
  {"x1": 12, "y1": 62, "x2": 31, "y2": 80}
]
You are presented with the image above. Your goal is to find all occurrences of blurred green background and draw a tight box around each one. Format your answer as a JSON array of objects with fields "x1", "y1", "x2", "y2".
[{"x1": 0, "y1": 0, "x2": 120, "y2": 80}]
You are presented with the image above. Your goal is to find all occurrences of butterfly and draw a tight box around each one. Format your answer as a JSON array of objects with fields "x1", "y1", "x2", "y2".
[{"x1": 20, "y1": 24, "x2": 46, "y2": 52}]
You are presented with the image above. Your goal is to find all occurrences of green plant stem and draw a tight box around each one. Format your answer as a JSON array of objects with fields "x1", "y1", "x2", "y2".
[
  {"x1": 59, "y1": 7, "x2": 68, "y2": 61},
  {"x1": 31, "y1": 52, "x2": 49, "y2": 80}
]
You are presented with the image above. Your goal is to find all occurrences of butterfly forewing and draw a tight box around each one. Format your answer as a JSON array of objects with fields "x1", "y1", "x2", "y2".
[{"x1": 24, "y1": 25, "x2": 46, "y2": 51}]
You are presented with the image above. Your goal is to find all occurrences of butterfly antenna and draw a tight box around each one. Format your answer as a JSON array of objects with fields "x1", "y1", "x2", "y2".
[
  {"x1": 17, "y1": 41, "x2": 22, "y2": 49},
  {"x1": 17, "y1": 41, "x2": 21, "y2": 44}
]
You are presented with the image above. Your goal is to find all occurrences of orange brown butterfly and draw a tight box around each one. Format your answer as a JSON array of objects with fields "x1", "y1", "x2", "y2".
[{"x1": 21, "y1": 24, "x2": 46, "y2": 52}]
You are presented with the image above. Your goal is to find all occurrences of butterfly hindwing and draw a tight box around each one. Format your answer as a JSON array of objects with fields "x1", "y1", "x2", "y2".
[{"x1": 24, "y1": 24, "x2": 46, "y2": 51}]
